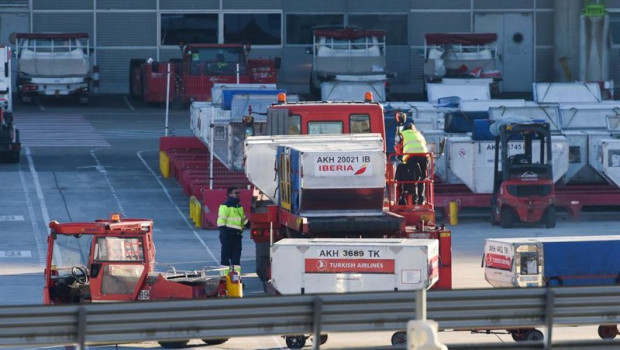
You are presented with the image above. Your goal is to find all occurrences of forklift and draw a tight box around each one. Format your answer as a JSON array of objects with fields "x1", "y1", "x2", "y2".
[{"x1": 490, "y1": 121, "x2": 556, "y2": 228}]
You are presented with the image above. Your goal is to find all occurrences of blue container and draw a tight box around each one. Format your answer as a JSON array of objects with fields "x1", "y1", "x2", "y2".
[
  {"x1": 444, "y1": 111, "x2": 489, "y2": 133},
  {"x1": 543, "y1": 240, "x2": 620, "y2": 286},
  {"x1": 471, "y1": 119, "x2": 495, "y2": 140}
]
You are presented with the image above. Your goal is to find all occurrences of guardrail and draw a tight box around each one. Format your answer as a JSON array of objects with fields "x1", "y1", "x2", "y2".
[{"x1": 0, "y1": 285, "x2": 619, "y2": 349}]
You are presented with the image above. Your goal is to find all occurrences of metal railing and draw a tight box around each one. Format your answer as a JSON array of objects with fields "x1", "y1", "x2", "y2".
[{"x1": 0, "y1": 285, "x2": 619, "y2": 349}]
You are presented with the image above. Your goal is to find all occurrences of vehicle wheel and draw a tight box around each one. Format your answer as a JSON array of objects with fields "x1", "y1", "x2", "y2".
[
  {"x1": 7, "y1": 151, "x2": 20, "y2": 164},
  {"x1": 543, "y1": 206, "x2": 556, "y2": 228},
  {"x1": 285, "y1": 335, "x2": 306, "y2": 349},
  {"x1": 500, "y1": 207, "x2": 514, "y2": 229},
  {"x1": 313, "y1": 334, "x2": 328, "y2": 345},
  {"x1": 390, "y1": 331, "x2": 407, "y2": 346},
  {"x1": 598, "y1": 325, "x2": 618, "y2": 339},
  {"x1": 490, "y1": 204, "x2": 499, "y2": 226},
  {"x1": 524, "y1": 329, "x2": 544, "y2": 341},
  {"x1": 511, "y1": 330, "x2": 526, "y2": 342},
  {"x1": 202, "y1": 338, "x2": 229, "y2": 345},
  {"x1": 158, "y1": 340, "x2": 189, "y2": 348}
]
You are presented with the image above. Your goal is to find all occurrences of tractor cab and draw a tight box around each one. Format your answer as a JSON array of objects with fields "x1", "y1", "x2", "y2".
[
  {"x1": 44, "y1": 215, "x2": 155, "y2": 304},
  {"x1": 491, "y1": 122, "x2": 556, "y2": 228},
  {"x1": 44, "y1": 215, "x2": 229, "y2": 305}
]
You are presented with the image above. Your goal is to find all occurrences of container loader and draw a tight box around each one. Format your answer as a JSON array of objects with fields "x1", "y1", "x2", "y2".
[
  {"x1": 243, "y1": 93, "x2": 451, "y2": 348},
  {"x1": 44, "y1": 214, "x2": 238, "y2": 348}
]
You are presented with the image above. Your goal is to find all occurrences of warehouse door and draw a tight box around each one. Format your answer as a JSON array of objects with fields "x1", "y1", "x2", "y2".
[{"x1": 475, "y1": 13, "x2": 533, "y2": 92}]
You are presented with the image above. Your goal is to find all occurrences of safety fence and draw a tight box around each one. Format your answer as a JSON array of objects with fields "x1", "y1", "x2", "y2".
[{"x1": 1, "y1": 286, "x2": 619, "y2": 349}]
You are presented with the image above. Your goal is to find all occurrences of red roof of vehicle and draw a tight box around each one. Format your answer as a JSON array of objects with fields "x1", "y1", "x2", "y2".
[
  {"x1": 424, "y1": 33, "x2": 497, "y2": 45},
  {"x1": 314, "y1": 27, "x2": 387, "y2": 39},
  {"x1": 15, "y1": 33, "x2": 90, "y2": 39}
]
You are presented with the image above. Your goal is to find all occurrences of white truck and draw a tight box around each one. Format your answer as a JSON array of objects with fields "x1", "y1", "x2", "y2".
[
  {"x1": 0, "y1": 46, "x2": 12, "y2": 113},
  {"x1": 15, "y1": 33, "x2": 91, "y2": 104},
  {"x1": 307, "y1": 27, "x2": 393, "y2": 102}
]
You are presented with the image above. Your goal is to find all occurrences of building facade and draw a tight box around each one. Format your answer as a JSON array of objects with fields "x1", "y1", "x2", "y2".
[{"x1": 1, "y1": 0, "x2": 620, "y2": 96}]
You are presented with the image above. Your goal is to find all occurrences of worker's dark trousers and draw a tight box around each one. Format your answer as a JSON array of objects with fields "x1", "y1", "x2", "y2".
[
  {"x1": 219, "y1": 227, "x2": 242, "y2": 266},
  {"x1": 408, "y1": 156, "x2": 428, "y2": 204}
]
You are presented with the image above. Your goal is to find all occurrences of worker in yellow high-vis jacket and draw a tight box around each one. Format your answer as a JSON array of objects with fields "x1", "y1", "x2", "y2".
[
  {"x1": 395, "y1": 122, "x2": 429, "y2": 205},
  {"x1": 217, "y1": 187, "x2": 248, "y2": 267}
]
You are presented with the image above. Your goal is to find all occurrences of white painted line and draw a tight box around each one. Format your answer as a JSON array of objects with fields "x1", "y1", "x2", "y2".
[
  {"x1": 123, "y1": 95, "x2": 135, "y2": 111},
  {"x1": 0, "y1": 215, "x2": 25, "y2": 221},
  {"x1": 137, "y1": 150, "x2": 220, "y2": 265},
  {"x1": 0, "y1": 251, "x2": 32, "y2": 258},
  {"x1": 91, "y1": 150, "x2": 125, "y2": 216},
  {"x1": 21, "y1": 147, "x2": 47, "y2": 267}
]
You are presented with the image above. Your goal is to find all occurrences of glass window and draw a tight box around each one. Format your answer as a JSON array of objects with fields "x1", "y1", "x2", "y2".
[
  {"x1": 224, "y1": 13, "x2": 282, "y2": 45},
  {"x1": 286, "y1": 14, "x2": 344, "y2": 44},
  {"x1": 308, "y1": 121, "x2": 343, "y2": 134},
  {"x1": 94, "y1": 237, "x2": 144, "y2": 262},
  {"x1": 288, "y1": 115, "x2": 301, "y2": 134},
  {"x1": 348, "y1": 14, "x2": 408, "y2": 45},
  {"x1": 519, "y1": 253, "x2": 539, "y2": 275},
  {"x1": 350, "y1": 114, "x2": 371, "y2": 133},
  {"x1": 101, "y1": 264, "x2": 145, "y2": 295},
  {"x1": 188, "y1": 47, "x2": 247, "y2": 75},
  {"x1": 610, "y1": 13, "x2": 620, "y2": 45},
  {"x1": 161, "y1": 14, "x2": 218, "y2": 45}
]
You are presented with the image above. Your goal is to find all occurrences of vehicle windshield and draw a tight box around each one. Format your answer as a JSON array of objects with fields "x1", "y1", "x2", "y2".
[
  {"x1": 189, "y1": 47, "x2": 247, "y2": 75},
  {"x1": 51, "y1": 234, "x2": 92, "y2": 268}
]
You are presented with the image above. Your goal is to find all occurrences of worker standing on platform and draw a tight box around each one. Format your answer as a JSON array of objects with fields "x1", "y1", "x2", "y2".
[
  {"x1": 396, "y1": 122, "x2": 429, "y2": 205},
  {"x1": 217, "y1": 187, "x2": 247, "y2": 271}
]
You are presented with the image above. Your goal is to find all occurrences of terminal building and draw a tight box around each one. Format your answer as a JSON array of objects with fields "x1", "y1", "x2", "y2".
[{"x1": 0, "y1": 0, "x2": 619, "y2": 96}]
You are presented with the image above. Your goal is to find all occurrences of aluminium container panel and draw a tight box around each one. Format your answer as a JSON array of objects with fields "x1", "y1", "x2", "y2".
[
  {"x1": 211, "y1": 84, "x2": 277, "y2": 106},
  {"x1": 270, "y1": 238, "x2": 439, "y2": 295},
  {"x1": 533, "y1": 82, "x2": 602, "y2": 103},
  {"x1": 426, "y1": 83, "x2": 491, "y2": 103},
  {"x1": 601, "y1": 138, "x2": 620, "y2": 188},
  {"x1": 488, "y1": 106, "x2": 562, "y2": 133},
  {"x1": 560, "y1": 108, "x2": 620, "y2": 130}
]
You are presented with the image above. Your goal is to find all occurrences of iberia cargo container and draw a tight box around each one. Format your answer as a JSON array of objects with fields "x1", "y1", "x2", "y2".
[
  {"x1": 270, "y1": 238, "x2": 439, "y2": 294},
  {"x1": 483, "y1": 235, "x2": 620, "y2": 288}
]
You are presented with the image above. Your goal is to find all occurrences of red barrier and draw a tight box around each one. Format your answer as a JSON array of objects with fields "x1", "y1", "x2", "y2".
[{"x1": 159, "y1": 136, "x2": 206, "y2": 152}]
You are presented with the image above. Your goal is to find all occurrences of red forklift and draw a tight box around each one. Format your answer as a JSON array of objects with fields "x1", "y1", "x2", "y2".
[{"x1": 491, "y1": 121, "x2": 556, "y2": 228}]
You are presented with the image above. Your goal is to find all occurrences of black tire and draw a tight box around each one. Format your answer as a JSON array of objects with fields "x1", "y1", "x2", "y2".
[
  {"x1": 7, "y1": 151, "x2": 20, "y2": 164},
  {"x1": 390, "y1": 331, "x2": 407, "y2": 346},
  {"x1": 543, "y1": 206, "x2": 556, "y2": 228},
  {"x1": 285, "y1": 335, "x2": 306, "y2": 349},
  {"x1": 525, "y1": 329, "x2": 544, "y2": 341},
  {"x1": 511, "y1": 330, "x2": 526, "y2": 342},
  {"x1": 158, "y1": 340, "x2": 189, "y2": 348},
  {"x1": 315, "y1": 334, "x2": 328, "y2": 345},
  {"x1": 202, "y1": 338, "x2": 229, "y2": 345},
  {"x1": 500, "y1": 207, "x2": 514, "y2": 229},
  {"x1": 490, "y1": 203, "x2": 499, "y2": 226},
  {"x1": 598, "y1": 325, "x2": 618, "y2": 339},
  {"x1": 255, "y1": 242, "x2": 270, "y2": 282}
]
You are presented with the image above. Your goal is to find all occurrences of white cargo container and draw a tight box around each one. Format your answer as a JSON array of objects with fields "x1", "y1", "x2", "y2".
[
  {"x1": 532, "y1": 82, "x2": 602, "y2": 103},
  {"x1": 245, "y1": 134, "x2": 384, "y2": 203},
  {"x1": 270, "y1": 238, "x2": 439, "y2": 295},
  {"x1": 447, "y1": 135, "x2": 569, "y2": 193},
  {"x1": 426, "y1": 83, "x2": 490, "y2": 103}
]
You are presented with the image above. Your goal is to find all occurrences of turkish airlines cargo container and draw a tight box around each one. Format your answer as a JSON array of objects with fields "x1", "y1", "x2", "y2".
[
  {"x1": 270, "y1": 238, "x2": 439, "y2": 294},
  {"x1": 483, "y1": 236, "x2": 620, "y2": 288}
]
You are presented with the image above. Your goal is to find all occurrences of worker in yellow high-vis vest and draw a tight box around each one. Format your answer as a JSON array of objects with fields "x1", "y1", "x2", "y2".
[
  {"x1": 396, "y1": 122, "x2": 429, "y2": 205},
  {"x1": 217, "y1": 187, "x2": 248, "y2": 268}
]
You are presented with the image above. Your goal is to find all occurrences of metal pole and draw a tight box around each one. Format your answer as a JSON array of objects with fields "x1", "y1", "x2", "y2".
[
  {"x1": 209, "y1": 105, "x2": 214, "y2": 190},
  {"x1": 77, "y1": 306, "x2": 86, "y2": 350},
  {"x1": 236, "y1": 63, "x2": 240, "y2": 84},
  {"x1": 416, "y1": 289, "x2": 427, "y2": 320},
  {"x1": 544, "y1": 289, "x2": 555, "y2": 349},
  {"x1": 312, "y1": 297, "x2": 323, "y2": 350},
  {"x1": 164, "y1": 62, "x2": 170, "y2": 136}
]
